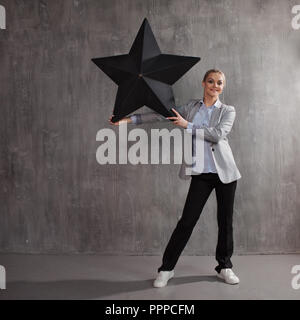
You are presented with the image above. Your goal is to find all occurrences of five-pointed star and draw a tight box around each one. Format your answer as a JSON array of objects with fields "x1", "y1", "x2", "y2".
[{"x1": 92, "y1": 18, "x2": 200, "y2": 123}]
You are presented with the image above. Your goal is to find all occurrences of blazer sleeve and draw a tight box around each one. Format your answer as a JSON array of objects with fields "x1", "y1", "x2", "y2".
[
  {"x1": 130, "y1": 100, "x2": 193, "y2": 125},
  {"x1": 186, "y1": 106, "x2": 236, "y2": 143}
]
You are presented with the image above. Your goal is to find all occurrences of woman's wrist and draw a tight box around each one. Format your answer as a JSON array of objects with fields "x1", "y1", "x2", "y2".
[{"x1": 118, "y1": 117, "x2": 131, "y2": 124}]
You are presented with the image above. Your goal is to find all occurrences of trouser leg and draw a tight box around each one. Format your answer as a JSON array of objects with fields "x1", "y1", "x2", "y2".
[
  {"x1": 158, "y1": 175, "x2": 214, "y2": 272},
  {"x1": 214, "y1": 178, "x2": 237, "y2": 273}
]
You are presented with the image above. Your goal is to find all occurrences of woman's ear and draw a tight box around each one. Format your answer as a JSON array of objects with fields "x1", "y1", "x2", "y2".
[{"x1": 201, "y1": 81, "x2": 205, "y2": 88}]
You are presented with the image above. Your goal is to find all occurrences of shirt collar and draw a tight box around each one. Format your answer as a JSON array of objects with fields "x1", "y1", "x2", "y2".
[{"x1": 199, "y1": 98, "x2": 222, "y2": 108}]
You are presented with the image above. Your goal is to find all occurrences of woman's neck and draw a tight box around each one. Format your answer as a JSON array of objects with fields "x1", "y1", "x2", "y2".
[{"x1": 203, "y1": 95, "x2": 219, "y2": 107}]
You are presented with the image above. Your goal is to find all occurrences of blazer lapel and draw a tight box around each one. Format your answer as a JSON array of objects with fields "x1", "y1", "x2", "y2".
[
  {"x1": 188, "y1": 100, "x2": 201, "y2": 121},
  {"x1": 209, "y1": 104, "x2": 223, "y2": 126}
]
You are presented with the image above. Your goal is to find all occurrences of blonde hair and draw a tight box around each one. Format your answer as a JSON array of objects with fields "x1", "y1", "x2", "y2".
[{"x1": 202, "y1": 69, "x2": 226, "y2": 86}]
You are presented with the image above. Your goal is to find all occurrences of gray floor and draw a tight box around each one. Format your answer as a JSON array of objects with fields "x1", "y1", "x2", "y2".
[{"x1": 0, "y1": 254, "x2": 299, "y2": 300}]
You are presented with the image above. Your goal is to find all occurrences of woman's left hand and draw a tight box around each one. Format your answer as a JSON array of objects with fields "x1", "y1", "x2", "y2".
[{"x1": 166, "y1": 108, "x2": 189, "y2": 129}]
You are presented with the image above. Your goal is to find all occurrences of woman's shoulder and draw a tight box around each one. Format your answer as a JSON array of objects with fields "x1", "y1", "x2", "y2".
[
  {"x1": 220, "y1": 102, "x2": 236, "y2": 112},
  {"x1": 185, "y1": 98, "x2": 202, "y2": 107}
]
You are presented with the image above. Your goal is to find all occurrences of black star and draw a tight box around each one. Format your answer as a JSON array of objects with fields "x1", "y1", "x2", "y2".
[{"x1": 92, "y1": 18, "x2": 200, "y2": 123}]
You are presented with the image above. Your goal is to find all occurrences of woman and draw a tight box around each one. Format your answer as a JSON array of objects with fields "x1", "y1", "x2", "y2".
[{"x1": 109, "y1": 69, "x2": 242, "y2": 287}]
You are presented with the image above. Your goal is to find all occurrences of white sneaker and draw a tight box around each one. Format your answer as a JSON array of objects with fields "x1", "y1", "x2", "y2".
[
  {"x1": 216, "y1": 268, "x2": 240, "y2": 284},
  {"x1": 153, "y1": 270, "x2": 174, "y2": 288}
]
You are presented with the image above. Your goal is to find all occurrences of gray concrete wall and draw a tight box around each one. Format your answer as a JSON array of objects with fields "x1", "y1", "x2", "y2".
[{"x1": 0, "y1": 0, "x2": 299, "y2": 254}]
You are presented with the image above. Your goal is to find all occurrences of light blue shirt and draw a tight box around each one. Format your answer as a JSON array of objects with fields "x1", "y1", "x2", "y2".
[
  {"x1": 186, "y1": 99, "x2": 218, "y2": 173},
  {"x1": 130, "y1": 98, "x2": 219, "y2": 174}
]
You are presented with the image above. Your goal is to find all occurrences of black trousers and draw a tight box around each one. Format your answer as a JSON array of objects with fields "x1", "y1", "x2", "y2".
[{"x1": 157, "y1": 173, "x2": 237, "y2": 274}]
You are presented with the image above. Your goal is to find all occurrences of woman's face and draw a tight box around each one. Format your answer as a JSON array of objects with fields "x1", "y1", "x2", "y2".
[{"x1": 202, "y1": 72, "x2": 225, "y2": 99}]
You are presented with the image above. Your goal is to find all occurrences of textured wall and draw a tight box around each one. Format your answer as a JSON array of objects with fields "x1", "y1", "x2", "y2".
[{"x1": 0, "y1": 0, "x2": 299, "y2": 254}]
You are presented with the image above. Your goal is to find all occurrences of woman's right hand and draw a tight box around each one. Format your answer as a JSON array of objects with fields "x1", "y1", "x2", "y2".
[{"x1": 108, "y1": 115, "x2": 132, "y2": 126}]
